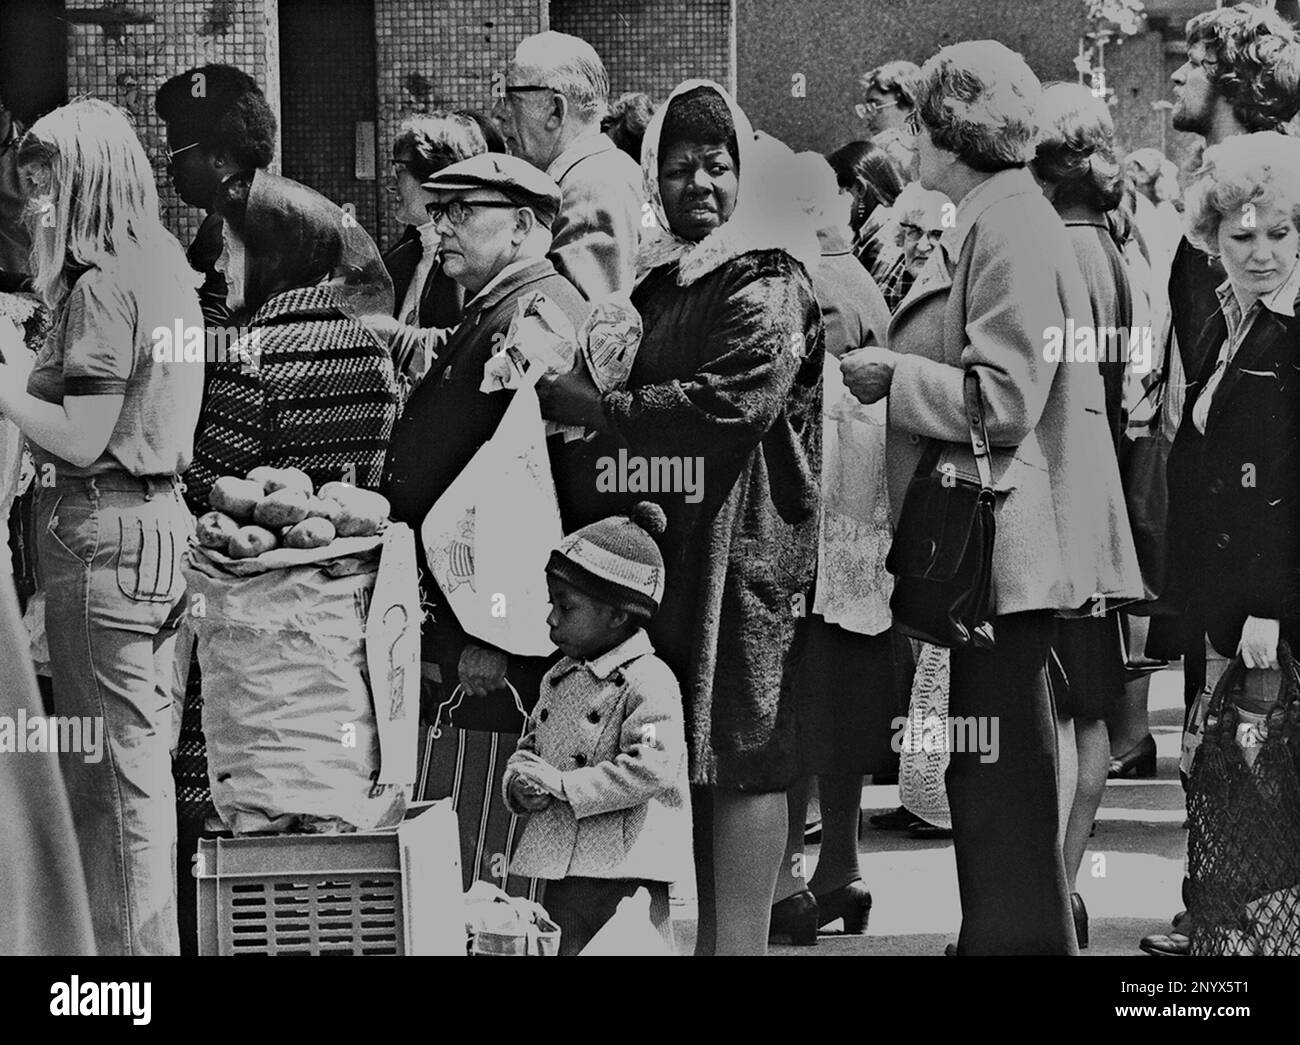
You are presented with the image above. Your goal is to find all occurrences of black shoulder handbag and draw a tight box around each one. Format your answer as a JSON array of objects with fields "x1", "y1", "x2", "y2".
[{"x1": 885, "y1": 370, "x2": 997, "y2": 649}]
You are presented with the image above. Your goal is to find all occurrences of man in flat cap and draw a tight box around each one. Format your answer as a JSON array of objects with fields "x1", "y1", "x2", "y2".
[
  {"x1": 382, "y1": 155, "x2": 592, "y2": 757},
  {"x1": 496, "y1": 31, "x2": 643, "y2": 299},
  {"x1": 155, "y1": 65, "x2": 278, "y2": 330}
]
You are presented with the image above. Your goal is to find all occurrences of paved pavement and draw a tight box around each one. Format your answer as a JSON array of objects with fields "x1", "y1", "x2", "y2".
[{"x1": 672, "y1": 666, "x2": 1189, "y2": 956}]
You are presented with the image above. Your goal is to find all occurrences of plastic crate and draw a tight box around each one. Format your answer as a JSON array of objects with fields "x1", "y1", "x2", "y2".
[{"x1": 196, "y1": 800, "x2": 465, "y2": 956}]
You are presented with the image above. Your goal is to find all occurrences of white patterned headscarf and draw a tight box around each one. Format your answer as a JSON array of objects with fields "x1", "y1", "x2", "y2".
[{"x1": 636, "y1": 79, "x2": 821, "y2": 287}]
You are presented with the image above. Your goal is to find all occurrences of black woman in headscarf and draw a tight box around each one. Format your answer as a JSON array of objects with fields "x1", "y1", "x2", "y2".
[{"x1": 538, "y1": 80, "x2": 824, "y2": 955}]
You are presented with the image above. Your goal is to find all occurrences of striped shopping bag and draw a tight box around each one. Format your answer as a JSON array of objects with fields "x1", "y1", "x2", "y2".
[{"x1": 414, "y1": 679, "x2": 543, "y2": 902}]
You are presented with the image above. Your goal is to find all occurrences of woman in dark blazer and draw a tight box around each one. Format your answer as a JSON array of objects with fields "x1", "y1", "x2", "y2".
[
  {"x1": 1158, "y1": 131, "x2": 1300, "y2": 958},
  {"x1": 1166, "y1": 132, "x2": 1300, "y2": 681}
]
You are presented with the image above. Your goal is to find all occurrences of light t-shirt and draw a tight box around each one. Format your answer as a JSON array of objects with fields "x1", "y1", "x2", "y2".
[{"x1": 26, "y1": 259, "x2": 204, "y2": 477}]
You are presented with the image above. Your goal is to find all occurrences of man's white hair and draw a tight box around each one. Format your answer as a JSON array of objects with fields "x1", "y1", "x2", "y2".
[
  {"x1": 512, "y1": 31, "x2": 610, "y2": 122},
  {"x1": 786, "y1": 151, "x2": 846, "y2": 229}
]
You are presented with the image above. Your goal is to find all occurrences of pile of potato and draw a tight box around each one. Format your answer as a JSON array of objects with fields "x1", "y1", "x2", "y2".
[{"x1": 197, "y1": 466, "x2": 391, "y2": 559}]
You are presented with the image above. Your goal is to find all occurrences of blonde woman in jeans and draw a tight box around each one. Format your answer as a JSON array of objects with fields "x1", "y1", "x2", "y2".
[{"x1": 0, "y1": 99, "x2": 203, "y2": 955}]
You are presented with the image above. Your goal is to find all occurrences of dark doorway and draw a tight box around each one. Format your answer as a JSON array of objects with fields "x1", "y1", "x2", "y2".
[
  {"x1": 278, "y1": 0, "x2": 380, "y2": 241},
  {"x1": 0, "y1": 0, "x2": 68, "y2": 124}
]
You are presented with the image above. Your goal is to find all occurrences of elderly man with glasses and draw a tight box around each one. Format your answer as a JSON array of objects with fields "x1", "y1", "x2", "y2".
[
  {"x1": 382, "y1": 154, "x2": 593, "y2": 752},
  {"x1": 494, "y1": 31, "x2": 644, "y2": 299},
  {"x1": 858, "y1": 60, "x2": 922, "y2": 184}
]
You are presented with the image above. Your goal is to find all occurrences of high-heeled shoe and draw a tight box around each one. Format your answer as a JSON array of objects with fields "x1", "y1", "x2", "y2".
[
  {"x1": 768, "y1": 889, "x2": 818, "y2": 946},
  {"x1": 1108, "y1": 734, "x2": 1156, "y2": 779},
  {"x1": 814, "y1": 880, "x2": 872, "y2": 934},
  {"x1": 1071, "y1": 892, "x2": 1089, "y2": 950}
]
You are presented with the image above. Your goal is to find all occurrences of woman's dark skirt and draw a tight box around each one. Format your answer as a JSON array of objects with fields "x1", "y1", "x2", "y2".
[
  {"x1": 1052, "y1": 613, "x2": 1126, "y2": 721},
  {"x1": 793, "y1": 615, "x2": 899, "y2": 775}
]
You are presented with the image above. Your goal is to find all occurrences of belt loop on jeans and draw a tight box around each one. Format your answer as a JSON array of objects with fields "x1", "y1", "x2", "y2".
[{"x1": 86, "y1": 475, "x2": 100, "y2": 504}]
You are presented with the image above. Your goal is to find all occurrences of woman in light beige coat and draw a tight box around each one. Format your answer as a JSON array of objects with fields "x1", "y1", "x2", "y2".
[{"x1": 843, "y1": 41, "x2": 1142, "y2": 955}]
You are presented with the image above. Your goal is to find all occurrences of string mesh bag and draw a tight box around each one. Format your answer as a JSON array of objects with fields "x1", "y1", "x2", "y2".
[
  {"x1": 898, "y1": 641, "x2": 952, "y2": 830},
  {"x1": 1186, "y1": 642, "x2": 1300, "y2": 956}
]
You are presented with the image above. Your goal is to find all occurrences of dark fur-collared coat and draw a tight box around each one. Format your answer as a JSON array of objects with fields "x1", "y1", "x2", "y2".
[{"x1": 595, "y1": 250, "x2": 824, "y2": 790}]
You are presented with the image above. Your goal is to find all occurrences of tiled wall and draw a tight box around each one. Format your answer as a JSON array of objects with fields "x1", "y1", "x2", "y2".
[
  {"x1": 549, "y1": 0, "x2": 733, "y2": 105},
  {"x1": 45, "y1": 0, "x2": 1252, "y2": 250},
  {"x1": 737, "y1": 0, "x2": 1089, "y2": 153},
  {"x1": 53, "y1": 0, "x2": 549, "y2": 251},
  {"x1": 278, "y1": 0, "x2": 380, "y2": 243},
  {"x1": 374, "y1": 0, "x2": 547, "y2": 249},
  {"x1": 64, "y1": 0, "x2": 280, "y2": 249},
  {"x1": 1105, "y1": 30, "x2": 1192, "y2": 170}
]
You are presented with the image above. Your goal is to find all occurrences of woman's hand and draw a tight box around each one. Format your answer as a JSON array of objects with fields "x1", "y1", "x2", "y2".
[
  {"x1": 1238, "y1": 616, "x2": 1280, "y2": 670},
  {"x1": 536, "y1": 366, "x2": 608, "y2": 430},
  {"x1": 840, "y1": 346, "x2": 896, "y2": 405},
  {"x1": 458, "y1": 644, "x2": 509, "y2": 697}
]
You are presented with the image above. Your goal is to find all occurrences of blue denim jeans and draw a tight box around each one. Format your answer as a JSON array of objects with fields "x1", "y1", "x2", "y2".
[{"x1": 37, "y1": 473, "x2": 189, "y2": 955}]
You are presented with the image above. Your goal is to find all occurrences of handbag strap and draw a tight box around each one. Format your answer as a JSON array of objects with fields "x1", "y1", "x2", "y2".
[
  {"x1": 963, "y1": 369, "x2": 994, "y2": 493},
  {"x1": 431, "y1": 677, "x2": 527, "y2": 738}
]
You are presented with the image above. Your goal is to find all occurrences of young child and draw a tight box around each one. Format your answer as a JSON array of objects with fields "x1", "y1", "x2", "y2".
[{"x1": 502, "y1": 501, "x2": 693, "y2": 955}]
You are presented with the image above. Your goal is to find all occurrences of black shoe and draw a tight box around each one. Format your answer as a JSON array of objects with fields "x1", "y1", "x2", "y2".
[
  {"x1": 1109, "y1": 735, "x2": 1157, "y2": 779},
  {"x1": 1139, "y1": 931, "x2": 1189, "y2": 956},
  {"x1": 813, "y1": 880, "x2": 872, "y2": 934},
  {"x1": 1071, "y1": 892, "x2": 1089, "y2": 950},
  {"x1": 1123, "y1": 656, "x2": 1169, "y2": 682},
  {"x1": 908, "y1": 820, "x2": 953, "y2": 840},
  {"x1": 869, "y1": 805, "x2": 923, "y2": 831},
  {"x1": 944, "y1": 942, "x2": 959, "y2": 956},
  {"x1": 769, "y1": 889, "x2": 818, "y2": 946}
]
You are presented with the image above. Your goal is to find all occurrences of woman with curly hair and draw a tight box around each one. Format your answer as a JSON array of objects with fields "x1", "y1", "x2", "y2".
[
  {"x1": 154, "y1": 64, "x2": 277, "y2": 331},
  {"x1": 602, "y1": 91, "x2": 656, "y2": 161},
  {"x1": 1161, "y1": 131, "x2": 1300, "y2": 955}
]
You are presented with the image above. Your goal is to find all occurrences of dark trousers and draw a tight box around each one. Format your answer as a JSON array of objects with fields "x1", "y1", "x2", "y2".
[
  {"x1": 543, "y1": 877, "x2": 673, "y2": 956},
  {"x1": 946, "y1": 611, "x2": 1076, "y2": 955}
]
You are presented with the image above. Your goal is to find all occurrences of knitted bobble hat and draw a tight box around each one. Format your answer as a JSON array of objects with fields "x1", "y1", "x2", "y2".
[{"x1": 546, "y1": 501, "x2": 668, "y2": 622}]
